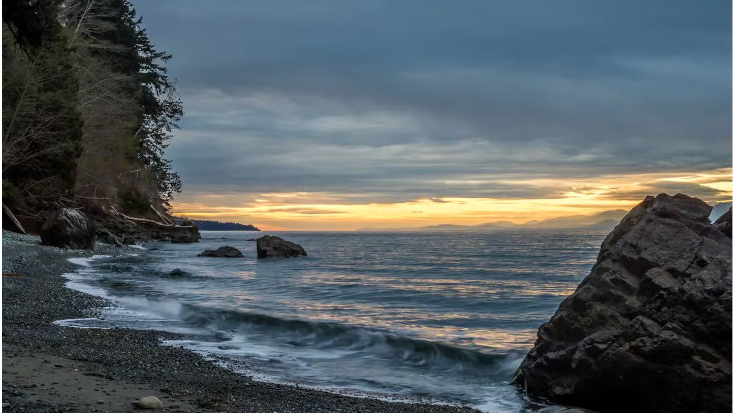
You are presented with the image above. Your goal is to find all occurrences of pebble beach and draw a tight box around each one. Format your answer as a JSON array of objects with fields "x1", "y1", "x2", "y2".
[{"x1": 1, "y1": 231, "x2": 480, "y2": 413}]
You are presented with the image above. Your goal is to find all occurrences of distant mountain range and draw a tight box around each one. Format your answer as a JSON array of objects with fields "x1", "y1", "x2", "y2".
[
  {"x1": 359, "y1": 210, "x2": 630, "y2": 232},
  {"x1": 190, "y1": 220, "x2": 261, "y2": 231},
  {"x1": 710, "y1": 202, "x2": 732, "y2": 221},
  {"x1": 359, "y1": 200, "x2": 733, "y2": 233}
]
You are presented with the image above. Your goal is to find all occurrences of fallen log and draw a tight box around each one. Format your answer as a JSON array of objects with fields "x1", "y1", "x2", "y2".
[{"x1": 2, "y1": 203, "x2": 26, "y2": 234}]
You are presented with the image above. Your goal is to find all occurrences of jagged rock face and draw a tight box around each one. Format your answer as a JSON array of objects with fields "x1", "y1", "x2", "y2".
[
  {"x1": 40, "y1": 208, "x2": 96, "y2": 249},
  {"x1": 256, "y1": 235, "x2": 307, "y2": 258},
  {"x1": 515, "y1": 194, "x2": 732, "y2": 413},
  {"x1": 198, "y1": 246, "x2": 244, "y2": 258}
]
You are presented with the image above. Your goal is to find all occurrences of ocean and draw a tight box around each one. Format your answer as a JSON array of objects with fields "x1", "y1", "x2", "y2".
[{"x1": 59, "y1": 230, "x2": 608, "y2": 412}]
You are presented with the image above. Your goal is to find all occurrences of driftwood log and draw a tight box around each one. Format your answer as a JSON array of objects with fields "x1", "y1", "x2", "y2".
[{"x1": 2, "y1": 203, "x2": 26, "y2": 234}]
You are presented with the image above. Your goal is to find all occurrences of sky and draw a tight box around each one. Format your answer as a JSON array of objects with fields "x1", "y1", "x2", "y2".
[{"x1": 133, "y1": 0, "x2": 732, "y2": 230}]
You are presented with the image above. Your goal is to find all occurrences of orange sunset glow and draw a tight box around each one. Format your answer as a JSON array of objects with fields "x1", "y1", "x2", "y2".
[{"x1": 172, "y1": 167, "x2": 733, "y2": 231}]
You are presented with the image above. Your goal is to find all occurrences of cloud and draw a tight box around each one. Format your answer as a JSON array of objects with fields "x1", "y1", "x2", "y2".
[
  {"x1": 597, "y1": 181, "x2": 731, "y2": 202},
  {"x1": 130, "y1": 0, "x2": 731, "y2": 223}
]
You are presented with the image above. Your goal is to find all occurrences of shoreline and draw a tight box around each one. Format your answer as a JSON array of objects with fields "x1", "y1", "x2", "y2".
[{"x1": 1, "y1": 231, "x2": 481, "y2": 413}]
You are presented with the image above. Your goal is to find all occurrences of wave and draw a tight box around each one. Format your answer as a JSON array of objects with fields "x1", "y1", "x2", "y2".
[{"x1": 178, "y1": 304, "x2": 521, "y2": 377}]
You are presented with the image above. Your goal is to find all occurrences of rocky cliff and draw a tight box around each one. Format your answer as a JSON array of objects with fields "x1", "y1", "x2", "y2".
[{"x1": 515, "y1": 194, "x2": 732, "y2": 413}]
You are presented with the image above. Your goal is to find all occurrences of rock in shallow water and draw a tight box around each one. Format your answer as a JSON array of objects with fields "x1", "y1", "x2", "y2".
[
  {"x1": 168, "y1": 268, "x2": 187, "y2": 277},
  {"x1": 256, "y1": 235, "x2": 307, "y2": 258},
  {"x1": 515, "y1": 194, "x2": 732, "y2": 413},
  {"x1": 198, "y1": 246, "x2": 244, "y2": 258}
]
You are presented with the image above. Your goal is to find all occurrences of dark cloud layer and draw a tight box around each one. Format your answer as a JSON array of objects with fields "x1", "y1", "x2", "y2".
[{"x1": 132, "y1": 0, "x2": 731, "y2": 203}]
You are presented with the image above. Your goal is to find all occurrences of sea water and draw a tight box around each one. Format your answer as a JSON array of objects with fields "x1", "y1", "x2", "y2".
[{"x1": 58, "y1": 230, "x2": 608, "y2": 412}]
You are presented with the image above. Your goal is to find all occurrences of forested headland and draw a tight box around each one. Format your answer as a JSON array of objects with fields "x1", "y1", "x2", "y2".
[
  {"x1": 188, "y1": 220, "x2": 261, "y2": 231},
  {"x1": 3, "y1": 0, "x2": 183, "y2": 235}
]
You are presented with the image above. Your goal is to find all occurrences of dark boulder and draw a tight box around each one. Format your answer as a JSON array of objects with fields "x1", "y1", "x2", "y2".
[
  {"x1": 714, "y1": 207, "x2": 732, "y2": 238},
  {"x1": 198, "y1": 246, "x2": 244, "y2": 258},
  {"x1": 514, "y1": 194, "x2": 732, "y2": 413},
  {"x1": 256, "y1": 235, "x2": 307, "y2": 258},
  {"x1": 121, "y1": 234, "x2": 136, "y2": 245},
  {"x1": 40, "y1": 208, "x2": 96, "y2": 250},
  {"x1": 170, "y1": 222, "x2": 200, "y2": 243},
  {"x1": 168, "y1": 268, "x2": 187, "y2": 277},
  {"x1": 97, "y1": 231, "x2": 122, "y2": 247}
]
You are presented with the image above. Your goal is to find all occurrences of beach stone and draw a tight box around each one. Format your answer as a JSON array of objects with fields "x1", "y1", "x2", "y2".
[
  {"x1": 515, "y1": 194, "x2": 732, "y2": 413},
  {"x1": 135, "y1": 396, "x2": 164, "y2": 410},
  {"x1": 40, "y1": 208, "x2": 96, "y2": 250},
  {"x1": 198, "y1": 246, "x2": 244, "y2": 258},
  {"x1": 256, "y1": 235, "x2": 307, "y2": 258}
]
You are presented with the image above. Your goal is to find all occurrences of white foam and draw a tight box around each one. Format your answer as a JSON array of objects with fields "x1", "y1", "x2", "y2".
[
  {"x1": 54, "y1": 318, "x2": 113, "y2": 329},
  {"x1": 128, "y1": 244, "x2": 146, "y2": 250},
  {"x1": 67, "y1": 254, "x2": 112, "y2": 267}
]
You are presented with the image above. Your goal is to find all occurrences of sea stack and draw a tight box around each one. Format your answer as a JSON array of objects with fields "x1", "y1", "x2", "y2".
[{"x1": 515, "y1": 194, "x2": 732, "y2": 413}]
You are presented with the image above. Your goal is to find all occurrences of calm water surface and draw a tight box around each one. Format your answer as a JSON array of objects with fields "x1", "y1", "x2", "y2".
[{"x1": 62, "y1": 230, "x2": 607, "y2": 412}]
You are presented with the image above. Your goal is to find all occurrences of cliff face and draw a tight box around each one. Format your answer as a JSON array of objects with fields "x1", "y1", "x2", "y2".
[{"x1": 515, "y1": 194, "x2": 732, "y2": 413}]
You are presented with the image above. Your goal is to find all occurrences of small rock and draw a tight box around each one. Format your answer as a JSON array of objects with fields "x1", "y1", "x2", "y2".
[
  {"x1": 214, "y1": 330, "x2": 231, "y2": 340},
  {"x1": 97, "y1": 400, "x2": 105, "y2": 404},
  {"x1": 10, "y1": 390, "x2": 24, "y2": 397},
  {"x1": 54, "y1": 363, "x2": 64, "y2": 368},
  {"x1": 168, "y1": 268, "x2": 187, "y2": 277},
  {"x1": 198, "y1": 246, "x2": 244, "y2": 258},
  {"x1": 135, "y1": 396, "x2": 164, "y2": 410}
]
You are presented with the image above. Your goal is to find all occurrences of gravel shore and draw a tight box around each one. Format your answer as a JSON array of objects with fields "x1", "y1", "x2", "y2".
[{"x1": 1, "y1": 231, "x2": 481, "y2": 413}]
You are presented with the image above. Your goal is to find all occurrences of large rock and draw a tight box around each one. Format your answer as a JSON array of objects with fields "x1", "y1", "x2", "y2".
[
  {"x1": 97, "y1": 231, "x2": 122, "y2": 247},
  {"x1": 198, "y1": 246, "x2": 244, "y2": 258},
  {"x1": 40, "y1": 208, "x2": 96, "y2": 249},
  {"x1": 714, "y1": 207, "x2": 732, "y2": 238},
  {"x1": 256, "y1": 235, "x2": 307, "y2": 258},
  {"x1": 515, "y1": 194, "x2": 732, "y2": 413},
  {"x1": 170, "y1": 221, "x2": 201, "y2": 243}
]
